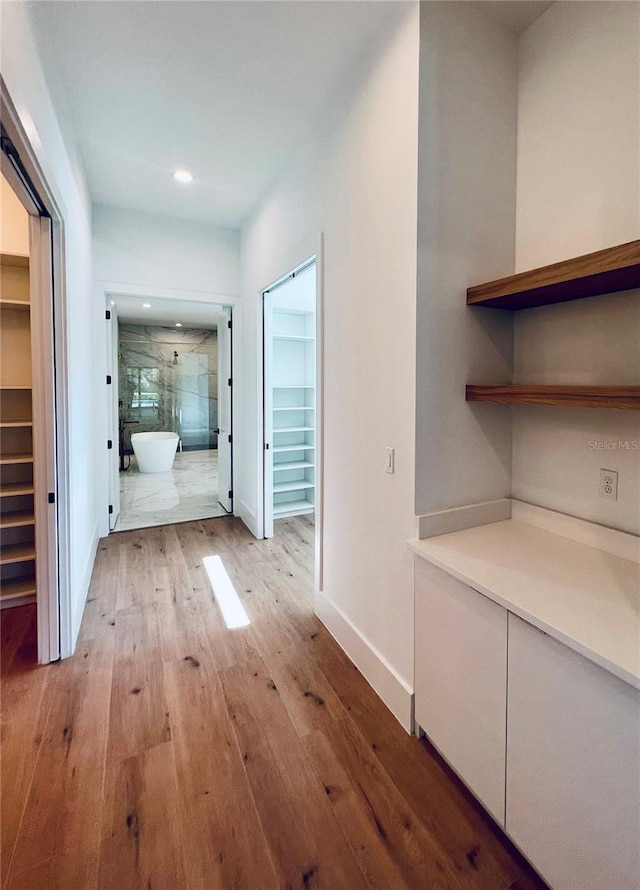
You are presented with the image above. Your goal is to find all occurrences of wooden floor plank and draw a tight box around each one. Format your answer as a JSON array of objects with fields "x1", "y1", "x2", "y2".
[
  {"x1": 220, "y1": 653, "x2": 371, "y2": 890},
  {"x1": 6, "y1": 843, "x2": 99, "y2": 890},
  {"x1": 8, "y1": 636, "x2": 113, "y2": 874},
  {"x1": 164, "y1": 652, "x2": 279, "y2": 890},
  {"x1": 98, "y1": 742, "x2": 186, "y2": 890},
  {"x1": 0, "y1": 610, "x2": 52, "y2": 887}
]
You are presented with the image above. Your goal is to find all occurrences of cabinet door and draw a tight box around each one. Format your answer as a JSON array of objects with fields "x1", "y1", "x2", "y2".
[
  {"x1": 506, "y1": 615, "x2": 640, "y2": 890},
  {"x1": 415, "y1": 557, "x2": 508, "y2": 824}
]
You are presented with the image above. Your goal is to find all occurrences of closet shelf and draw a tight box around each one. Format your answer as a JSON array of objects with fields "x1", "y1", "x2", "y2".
[
  {"x1": 0, "y1": 544, "x2": 36, "y2": 566},
  {"x1": 0, "y1": 512, "x2": 35, "y2": 530},
  {"x1": 0, "y1": 483, "x2": 35, "y2": 497},
  {"x1": 273, "y1": 385, "x2": 314, "y2": 390},
  {"x1": 0, "y1": 421, "x2": 33, "y2": 428},
  {"x1": 273, "y1": 460, "x2": 314, "y2": 471},
  {"x1": 466, "y1": 385, "x2": 640, "y2": 410},
  {"x1": 0, "y1": 385, "x2": 32, "y2": 391},
  {"x1": 0, "y1": 253, "x2": 29, "y2": 268},
  {"x1": 274, "y1": 335, "x2": 314, "y2": 341},
  {"x1": 0, "y1": 579, "x2": 37, "y2": 604},
  {"x1": 272, "y1": 406, "x2": 314, "y2": 412},
  {"x1": 0, "y1": 300, "x2": 30, "y2": 312},
  {"x1": 273, "y1": 481, "x2": 314, "y2": 494},
  {"x1": 273, "y1": 500, "x2": 315, "y2": 518},
  {"x1": 273, "y1": 426, "x2": 314, "y2": 433},
  {"x1": 0, "y1": 453, "x2": 34, "y2": 465},
  {"x1": 272, "y1": 444, "x2": 315, "y2": 453},
  {"x1": 467, "y1": 239, "x2": 640, "y2": 310}
]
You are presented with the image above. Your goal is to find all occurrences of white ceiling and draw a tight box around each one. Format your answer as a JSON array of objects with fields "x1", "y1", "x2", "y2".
[
  {"x1": 28, "y1": 0, "x2": 405, "y2": 228},
  {"x1": 113, "y1": 294, "x2": 225, "y2": 329},
  {"x1": 28, "y1": 1, "x2": 553, "y2": 231}
]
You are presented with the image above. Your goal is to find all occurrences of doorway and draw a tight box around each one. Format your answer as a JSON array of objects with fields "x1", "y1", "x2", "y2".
[
  {"x1": 262, "y1": 258, "x2": 317, "y2": 539},
  {"x1": 0, "y1": 111, "x2": 63, "y2": 664},
  {"x1": 106, "y1": 294, "x2": 234, "y2": 532}
]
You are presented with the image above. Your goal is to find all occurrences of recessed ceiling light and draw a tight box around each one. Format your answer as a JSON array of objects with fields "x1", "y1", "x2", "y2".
[
  {"x1": 142, "y1": 302, "x2": 152, "y2": 309},
  {"x1": 175, "y1": 322, "x2": 183, "y2": 327},
  {"x1": 173, "y1": 169, "x2": 194, "y2": 184}
]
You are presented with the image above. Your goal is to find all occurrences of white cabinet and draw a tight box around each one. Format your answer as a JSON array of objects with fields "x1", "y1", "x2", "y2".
[
  {"x1": 414, "y1": 557, "x2": 507, "y2": 824},
  {"x1": 506, "y1": 615, "x2": 640, "y2": 890}
]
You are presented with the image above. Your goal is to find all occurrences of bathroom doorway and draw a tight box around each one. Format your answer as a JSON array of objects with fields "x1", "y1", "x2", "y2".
[{"x1": 106, "y1": 294, "x2": 234, "y2": 532}]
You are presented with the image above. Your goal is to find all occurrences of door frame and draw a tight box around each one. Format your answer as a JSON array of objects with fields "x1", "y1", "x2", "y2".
[
  {"x1": 1, "y1": 77, "x2": 69, "y2": 662},
  {"x1": 97, "y1": 283, "x2": 240, "y2": 536},
  {"x1": 259, "y1": 237, "x2": 324, "y2": 592}
]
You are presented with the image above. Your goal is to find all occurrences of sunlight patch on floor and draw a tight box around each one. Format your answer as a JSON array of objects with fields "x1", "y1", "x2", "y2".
[{"x1": 203, "y1": 554, "x2": 251, "y2": 628}]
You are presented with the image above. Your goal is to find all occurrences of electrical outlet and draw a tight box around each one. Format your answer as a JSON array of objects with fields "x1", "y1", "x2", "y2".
[
  {"x1": 385, "y1": 447, "x2": 395, "y2": 474},
  {"x1": 599, "y1": 468, "x2": 618, "y2": 501}
]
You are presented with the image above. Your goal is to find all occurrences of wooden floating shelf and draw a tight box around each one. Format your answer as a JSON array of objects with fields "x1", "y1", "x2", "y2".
[
  {"x1": 467, "y1": 240, "x2": 640, "y2": 310},
  {"x1": 466, "y1": 385, "x2": 640, "y2": 410}
]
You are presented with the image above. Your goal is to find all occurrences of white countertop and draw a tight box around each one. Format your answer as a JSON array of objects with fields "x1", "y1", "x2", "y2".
[{"x1": 410, "y1": 519, "x2": 640, "y2": 689}]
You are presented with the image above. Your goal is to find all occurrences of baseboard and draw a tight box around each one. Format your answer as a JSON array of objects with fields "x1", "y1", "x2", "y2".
[
  {"x1": 315, "y1": 590, "x2": 414, "y2": 732},
  {"x1": 238, "y1": 499, "x2": 260, "y2": 538},
  {"x1": 71, "y1": 523, "x2": 99, "y2": 654}
]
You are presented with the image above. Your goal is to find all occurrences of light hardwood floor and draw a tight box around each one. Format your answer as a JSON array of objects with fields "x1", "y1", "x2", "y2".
[{"x1": 1, "y1": 516, "x2": 548, "y2": 889}]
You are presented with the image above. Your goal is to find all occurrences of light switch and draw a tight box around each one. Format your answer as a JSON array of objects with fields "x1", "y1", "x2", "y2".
[{"x1": 385, "y1": 447, "x2": 395, "y2": 474}]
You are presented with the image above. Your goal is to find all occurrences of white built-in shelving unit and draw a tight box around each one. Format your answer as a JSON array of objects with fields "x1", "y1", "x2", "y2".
[{"x1": 270, "y1": 308, "x2": 316, "y2": 520}]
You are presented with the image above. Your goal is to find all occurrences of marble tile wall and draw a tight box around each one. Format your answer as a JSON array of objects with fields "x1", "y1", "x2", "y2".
[{"x1": 118, "y1": 323, "x2": 218, "y2": 451}]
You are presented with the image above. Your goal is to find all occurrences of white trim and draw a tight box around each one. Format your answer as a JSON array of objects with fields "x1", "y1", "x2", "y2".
[
  {"x1": 71, "y1": 523, "x2": 99, "y2": 652},
  {"x1": 418, "y1": 498, "x2": 512, "y2": 540},
  {"x1": 238, "y1": 499, "x2": 260, "y2": 538},
  {"x1": 94, "y1": 280, "x2": 240, "y2": 306},
  {"x1": 314, "y1": 235, "x2": 324, "y2": 593},
  {"x1": 315, "y1": 590, "x2": 414, "y2": 732},
  {"x1": 94, "y1": 281, "x2": 241, "y2": 537},
  {"x1": 29, "y1": 215, "x2": 59, "y2": 662}
]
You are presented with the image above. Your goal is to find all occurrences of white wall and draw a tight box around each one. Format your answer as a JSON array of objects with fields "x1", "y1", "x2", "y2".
[
  {"x1": 0, "y1": 172, "x2": 30, "y2": 255},
  {"x1": 415, "y1": 2, "x2": 518, "y2": 515},
  {"x1": 241, "y1": 4, "x2": 419, "y2": 728},
  {"x1": 513, "y1": 1, "x2": 640, "y2": 534},
  {"x1": 92, "y1": 203, "x2": 240, "y2": 295},
  {"x1": 2, "y1": 1, "x2": 99, "y2": 653}
]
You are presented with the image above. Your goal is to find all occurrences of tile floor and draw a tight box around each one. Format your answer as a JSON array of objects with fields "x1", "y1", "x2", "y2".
[{"x1": 115, "y1": 449, "x2": 229, "y2": 531}]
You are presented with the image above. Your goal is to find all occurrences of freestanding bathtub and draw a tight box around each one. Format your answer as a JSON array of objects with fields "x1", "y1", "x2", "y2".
[{"x1": 131, "y1": 431, "x2": 180, "y2": 473}]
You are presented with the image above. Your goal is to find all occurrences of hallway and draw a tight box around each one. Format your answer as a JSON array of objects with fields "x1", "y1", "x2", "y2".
[{"x1": 1, "y1": 517, "x2": 545, "y2": 890}]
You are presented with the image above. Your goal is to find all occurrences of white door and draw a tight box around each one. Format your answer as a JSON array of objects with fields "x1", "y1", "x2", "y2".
[
  {"x1": 106, "y1": 305, "x2": 120, "y2": 529},
  {"x1": 217, "y1": 307, "x2": 232, "y2": 513}
]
